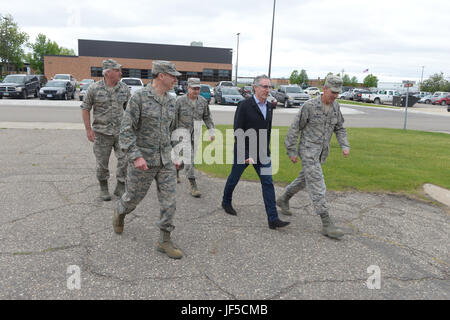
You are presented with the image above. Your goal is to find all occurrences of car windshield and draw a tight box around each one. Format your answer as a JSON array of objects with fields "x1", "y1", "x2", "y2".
[
  {"x1": 220, "y1": 82, "x2": 233, "y2": 86},
  {"x1": 2, "y1": 75, "x2": 25, "y2": 84},
  {"x1": 81, "y1": 79, "x2": 94, "y2": 83},
  {"x1": 222, "y1": 88, "x2": 241, "y2": 95},
  {"x1": 200, "y1": 86, "x2": 210, "y2": 93},
  {"x1": 285, "y1": 87, "x2": 303, "y2": 93},
  {"x1": 45, "y1": 81, "x2": 67, "y2": 87},
  {"x1": 54, "y1": 75, "x2": 70, "y2": 80},
  {"x1": 122, "y1": 79, "x2": 142, "y2": 86}
]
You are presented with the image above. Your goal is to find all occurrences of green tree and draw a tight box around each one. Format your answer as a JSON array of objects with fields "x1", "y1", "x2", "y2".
[
  {"x1": 342, "y1": 74, "x2": 351, "y2": 86},
  {"x1": 350, "y1": 76, "x2": 359, "y2": 87},
  {"x1": 363, "y1": 74, "x2": 378, "y2": 88},
  {"x1": 27, "y1": 33, "x2": 75, "y2": 74},
  {"x1": 298, "y1": 69, "x2": 308, "y2": 86},
  {"x1": 420, "y1": 72, "x2": 450, "y2": 92},
  {"x1": 289, "y1": 70, "x2": 299, "y2": 85},
  {"x1": 0, "y1": 14, "x2": 29, "y2": 77}
]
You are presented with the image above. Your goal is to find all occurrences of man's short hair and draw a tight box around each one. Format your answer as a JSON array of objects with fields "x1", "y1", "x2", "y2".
[{"x1": 253, "y1": 75, "x2": 270, "y2": 87}]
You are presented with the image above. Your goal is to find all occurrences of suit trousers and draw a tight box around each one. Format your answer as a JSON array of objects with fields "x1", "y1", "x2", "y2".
[{"x1": 222, "y1": 158, "x2": 279, "y2": 223}]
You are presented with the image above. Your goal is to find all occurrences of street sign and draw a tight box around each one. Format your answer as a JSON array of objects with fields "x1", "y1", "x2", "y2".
[{"x1": 402, "y1": 80, "x2": 415, "y2": 88}]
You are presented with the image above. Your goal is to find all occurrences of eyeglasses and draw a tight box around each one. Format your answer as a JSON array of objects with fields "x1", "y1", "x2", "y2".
[{"x1": 258, "y1": 85, "x2": 271, "y2": 89}]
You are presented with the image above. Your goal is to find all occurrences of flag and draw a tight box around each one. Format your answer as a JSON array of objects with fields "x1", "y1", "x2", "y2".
[{"x1": 363, "y1": 69, "x2": 369, "y2": 73}]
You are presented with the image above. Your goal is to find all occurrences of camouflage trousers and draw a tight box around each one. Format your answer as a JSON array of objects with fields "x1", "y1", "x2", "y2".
[
  {"x1": 283, "y1": 159, "x2": 329, "y2": 215},
  {"x1": 183, "y1": 141, "x2": 197, "y2": 180},
  {"x1": 93, "y1": 132, "x2": 127, "y2": 183},
  {"x1": 116, "y1": 164, "x2": 177, "y2": 232}
]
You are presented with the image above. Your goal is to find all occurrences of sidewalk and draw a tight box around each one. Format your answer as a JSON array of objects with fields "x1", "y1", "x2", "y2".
[{"x1": 0, "y1": 128, "x2": 448, "y2": 299}]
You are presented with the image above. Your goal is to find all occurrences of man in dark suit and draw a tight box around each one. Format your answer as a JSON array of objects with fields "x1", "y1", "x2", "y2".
[{"x1": 221, "y1": 75, "x2": 290, "y2": 230}]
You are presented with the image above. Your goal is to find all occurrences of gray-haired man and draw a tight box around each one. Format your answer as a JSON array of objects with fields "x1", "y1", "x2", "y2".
[
  {"x1": 277, "y1": 75, "x2": 350, "y2": 239},
  {"x1": 115, "y1": 61, "x2": 184, "y2": 259},
  {"x1": 175, "y1": 77, "x2": 215, "y2": 197},
  {"x1": 81, "y1": 59, "x2": 131, "y2": 201}
]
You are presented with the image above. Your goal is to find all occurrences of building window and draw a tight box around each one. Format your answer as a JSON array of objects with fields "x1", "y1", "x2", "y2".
[
  {"x1": 91, "y1": 67, "x2": 102, "y2": 77},
  {"x1": 218, "y1": 69, "x2": 231, "y2": 81},
  {"x1": 202, "y1": 69, "x2": 214, "y2": 82}
]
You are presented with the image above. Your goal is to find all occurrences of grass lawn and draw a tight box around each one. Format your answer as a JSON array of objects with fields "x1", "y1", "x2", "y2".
[{"x1": 194, "y1": 126, "x2": 450, "y2": 196}]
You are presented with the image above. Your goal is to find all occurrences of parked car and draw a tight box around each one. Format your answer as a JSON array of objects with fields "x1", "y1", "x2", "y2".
[
  {"x1": 52, "y1": 74, "x2": 77, "y2": 98},
  {"x1": 304, "y1": 87, "x2": 320, "y2": 96},
  {"x1": 267, "y1": 93, "x2": 277, "y2": 109},
  {"x1": 214, "y1": 86, "x2": 245, "y2": 105},
  {"x1": 215, "y1": 81, "x2": 234, "y2": 87},
  {"x1": 239, "y1": 86, "x2": 253, "y2": 98},
  {"x1": 431, "y1": 94, "x2": 450, "y2": 106},
  {"x1": 168, "y1": 89, "x2": 177, "y2": 98},
  {"x1": 79, "y1": 81, "x2": 94, "y2": 101},
  {"x1": 199, "y1": 84, "x2": 212, "y2": 102},
  {"x1": 273, "y1": 85, "x2": 310, "y2": 108},
  {"x1": 354, "y1": 90, "x2": 372, "y2": 102},
  {"x1": 0, "y1": 74, "x2": 40, "y2": 99},
  {"x1": 361, "y1": 89, "x2": 401, "y2": 104},
  {"x1": 39, "y1": 80, "x2": 75, "y2": 100},
  {"x1": 120, "y1": 77, "x2": 144, "y2": 95},
  {"x1": 418, "y1": 94, "x2": 434, "y2": 104},
  {"x1": 80, "y1": 79, "x2": 95, "y2": 91},
  {"x1": 339, "y1": 90, "x2": 353, "y2": 100},
  {"x1": 35, "y1": 75, "x2": 48, "y2": 88}
]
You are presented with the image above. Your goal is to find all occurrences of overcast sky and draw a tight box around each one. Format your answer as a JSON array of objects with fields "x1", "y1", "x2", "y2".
[{"x1": 3, "y1": 0, "x2": 450, "y2": 83}]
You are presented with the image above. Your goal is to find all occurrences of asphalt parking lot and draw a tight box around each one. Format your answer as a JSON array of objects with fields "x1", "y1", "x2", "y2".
[{"x1": 0, "y1": 126, "x2": 448, "y2": 300}]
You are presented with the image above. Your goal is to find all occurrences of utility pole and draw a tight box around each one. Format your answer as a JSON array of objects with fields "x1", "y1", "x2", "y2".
[
  {"x1": 420, "y1": 66, "x2": 424, "y2": 90},
  {"x1": 268, "y1": 0, "x2": 276, "y2": 78},
  {"x1": 235, "y1": 32, "x2": 240, "y2": 86}
]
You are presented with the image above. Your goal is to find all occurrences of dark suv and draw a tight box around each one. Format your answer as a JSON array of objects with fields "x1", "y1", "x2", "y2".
[{"x1": 0, "y1": 74, "x2": 40, "y2": 99}]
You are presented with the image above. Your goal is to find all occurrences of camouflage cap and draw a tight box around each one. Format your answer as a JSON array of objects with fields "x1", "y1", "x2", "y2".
[
  {"x1": 152, "y1": 60, "x2": 181, "y2": 77},
  {"x1": 102, "y1": 59, "x2": 121, "y2": 70},
  {"x1": 187, "y1": 77, "x2": 201, "y2": 88},
  {"x1": 324, "y1": 75, "x2": 343, "y2": 93}
]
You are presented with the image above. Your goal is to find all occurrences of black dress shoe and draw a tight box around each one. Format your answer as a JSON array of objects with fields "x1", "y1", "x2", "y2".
[
  {"x1": 268, "y1": 219, "x2": 290, "y2": 229},
  {"x1": 222, "y1": 202, "x2": 237, "y2": 215}
]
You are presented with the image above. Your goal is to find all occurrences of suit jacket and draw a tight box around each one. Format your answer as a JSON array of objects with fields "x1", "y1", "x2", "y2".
[{"x1": 233, "y1": 96, "x2": 273, "y2": 164}]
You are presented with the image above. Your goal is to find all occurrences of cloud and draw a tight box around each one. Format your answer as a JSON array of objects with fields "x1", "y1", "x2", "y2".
[{"x1": 4, "y1": 0, "x2": 450, "y2": 82}]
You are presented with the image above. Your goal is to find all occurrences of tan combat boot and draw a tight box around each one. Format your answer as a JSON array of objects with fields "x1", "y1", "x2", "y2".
[
  {"x1": 99, "y1": 180, "x2": 111, "y2": 201},
  {"x1": 188, "y1": 178, "x2": 201, "y2": 198},
  {"x1": 276, "y1": 192, "x2": 293, "y2": 216},
  {"x1": 112, "y1": 208, "x2": 126, "y2": 234},
  {"x1": 320, "y1": 213, "x2": 344, "y2": 239},
  {"x1": 157, "y1": 230, "x2": 183, "y2": 259}
]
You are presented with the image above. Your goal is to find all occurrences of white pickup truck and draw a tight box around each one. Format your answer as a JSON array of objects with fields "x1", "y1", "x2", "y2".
[{"x1": 361, "y1": 89, "x2": 401, "y2": 105}]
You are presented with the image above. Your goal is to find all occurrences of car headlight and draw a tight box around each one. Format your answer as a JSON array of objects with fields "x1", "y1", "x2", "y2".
[
  {"x1": 57, "y1": 89, "x2": 64, "y2": 94},
  {"x1": 39, "y1": 89, "x2": 44, "y2": 94},
  {"x1": 288, "y1": 96, "x2": 293, "y2": 100},
  {"x1": 16, "y1": 87, "x2": 22, "y2": 92}
]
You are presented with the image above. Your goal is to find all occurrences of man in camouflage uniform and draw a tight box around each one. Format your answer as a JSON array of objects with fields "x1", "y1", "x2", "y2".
[
  {"x1": 81, "y1": 59, "x2": 131, "y2": 201},
  {"x1": 175, "y1": 77, "x2": 215, "y2": 197},
  {"x1": 114, "y1": 61, "x2": 184, "y2": 259},
  {"x1": 277, "y1": 75, "x2": 350, "y2": 239}
]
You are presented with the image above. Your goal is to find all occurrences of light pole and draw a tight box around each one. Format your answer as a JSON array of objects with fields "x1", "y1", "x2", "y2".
[
  {"x1": 268, "y1": 0, "x2": 276, "y2": 78},
  {"x1": 420, "y1": 66, "x2": 424, "y2": 90},
  {"x1": 235, "y1": 32, "x2": 240, "y2": 86}
]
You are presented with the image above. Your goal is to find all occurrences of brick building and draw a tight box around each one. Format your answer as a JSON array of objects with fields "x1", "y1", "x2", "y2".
[{"x1": 44, "y1": 39, "x2": 233, "y2": 86}]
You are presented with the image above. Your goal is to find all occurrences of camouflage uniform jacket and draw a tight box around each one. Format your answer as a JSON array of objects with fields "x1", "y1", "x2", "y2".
[
  {"x1": 285, "y1": 97, "x2": 350, "y2": 163},
  {"x1": 80, "y1": 79, "x2": 131, "y2": 135},
  {"x1": 119, "y1": 86, "x2": 178, "y2": 167},
  {"x1": 175, "y1": 94, "x2": 215, "y2": 139}
]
